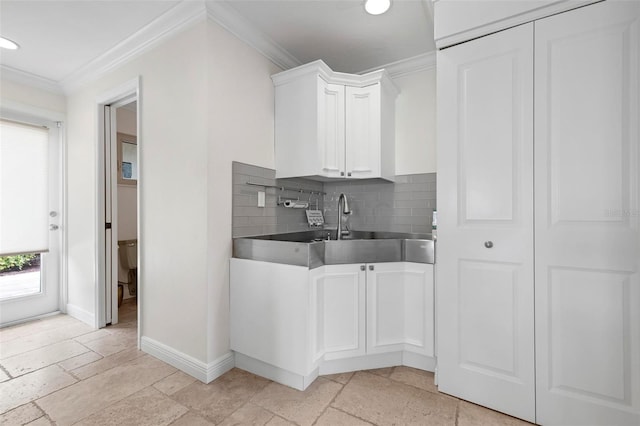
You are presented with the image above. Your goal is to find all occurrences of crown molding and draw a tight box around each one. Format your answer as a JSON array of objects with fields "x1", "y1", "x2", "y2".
[
  {"x1": 272, "y1": 59, "x2": 399, "y2": 96},
  {"x1": 0, "y1": 65, "x2": 64, "y2": 94},
  {"x1": 359, "y1": 51, "x2": 437, "y2": 79},
  {"x1": 205, "y1": 0, "x2": 301, "y2": 71},
  {"x1": 60, "y1": 0, "x2": 207, "y2": 94}
]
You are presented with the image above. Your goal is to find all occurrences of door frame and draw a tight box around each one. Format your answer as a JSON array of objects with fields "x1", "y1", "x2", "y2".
[
  {"x1": 95, "y1": 78, "x2": 140, "y2": 344},
  {"x1": 0, "y1": 101, "x2": 67, "y2": 326}
]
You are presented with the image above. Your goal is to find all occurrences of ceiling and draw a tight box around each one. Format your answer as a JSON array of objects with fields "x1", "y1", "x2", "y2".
[
  {"x1": 0, "y1": 0, "x2": 435, "y2": 92},
  {"x1": 0, "y1": 1, "x2": 180, "y2": 82},
  {"x1": 220, "y1": 0, "x2": 435, "y2": 74}
]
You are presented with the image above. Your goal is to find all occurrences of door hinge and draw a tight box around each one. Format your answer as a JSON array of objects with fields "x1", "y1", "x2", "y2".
[{"x1": 105, "y1": 223, "x2": 112, "y2": 229}]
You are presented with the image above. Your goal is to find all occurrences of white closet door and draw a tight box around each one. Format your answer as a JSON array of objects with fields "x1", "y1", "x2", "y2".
[
  {"x1": 534, "y1": 1, "x2": 640, "y2": 424},
  {"x1": 436, "y1": 23, "x2": 535, "y2": 422}
]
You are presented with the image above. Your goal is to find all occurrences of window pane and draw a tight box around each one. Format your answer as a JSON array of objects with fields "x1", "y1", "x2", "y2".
[
  {"x1": 0, "y1": 253, "x2": 41, "y2": 299},
  {"x1": 0, "y1": 120, "x2": 49, "y2": 256}
]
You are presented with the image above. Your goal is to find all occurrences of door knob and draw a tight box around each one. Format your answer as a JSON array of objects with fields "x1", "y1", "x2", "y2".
[
  {"x1": 484, "y1": 241, "x2": 493, "y2": 248},
  {"x1": 50, "y1": 224, "x2": 59, "y2": 231}
]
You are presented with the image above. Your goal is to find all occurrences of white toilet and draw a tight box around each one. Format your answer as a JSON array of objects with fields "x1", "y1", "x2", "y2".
[{"x1": 118, "y1": 240, "x2": 137, "y2": 306}]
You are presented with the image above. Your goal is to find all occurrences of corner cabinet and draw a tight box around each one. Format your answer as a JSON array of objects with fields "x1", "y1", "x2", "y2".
[
  {"x1": 230, "y1": 259, "x2": 434, "y2": 390},
  {"x1": 272, "y1": 60, "x2": 398, "y2": 181},
  {"x1": 436, "y1": 1, "x2": 640, "y2": 425}
]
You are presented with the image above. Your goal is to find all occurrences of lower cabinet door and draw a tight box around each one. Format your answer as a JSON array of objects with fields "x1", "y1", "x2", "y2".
[
  {"x1": 315, "y1": 264, "x2": 366, "y2": 360},
  {"x1": 367, "y1": 263, "x2": 434, "y2": 356},
  {"x1": 366, "y1": 263, "x2": 406, "y2": 354},
  {"x1": 403, "y1": 263, "x2": 434, "y2": 357}
]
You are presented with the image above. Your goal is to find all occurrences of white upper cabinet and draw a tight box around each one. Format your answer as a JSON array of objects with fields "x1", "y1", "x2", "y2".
[
  {"x1": 433, "y1": 0, "x2": 600, "y2": 49},
  {"x1": 272, "y1": 60, "x2": 398, "y2": 181}
]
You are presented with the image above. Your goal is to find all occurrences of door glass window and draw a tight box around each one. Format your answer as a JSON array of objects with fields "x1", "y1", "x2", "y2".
[{"x1": 0, "y1": 119, "x2": 49, "y2": 300}]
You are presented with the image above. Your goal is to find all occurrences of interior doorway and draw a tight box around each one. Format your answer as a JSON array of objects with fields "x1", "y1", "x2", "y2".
[
  {"x1": 95, "y1": 78, "x2": 140, "y2": 343},
  {"x1": 111, "y1": 101, "x2": 138, "y2": 325}
]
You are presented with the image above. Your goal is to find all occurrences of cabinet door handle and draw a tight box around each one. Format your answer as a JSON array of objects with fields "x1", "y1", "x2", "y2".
[
  {"x1": 340, "y1": 171, "x2": 345, "y2": 176},
  {"x1": 484, "y1": 241, "x2": 494, "y2": 248},
  {"x1": 369, "y1": 265, "x2": 374, "y2": 271},
  {"x1": 360, "y1": 265, "x2": 366, "y2": 271},
  {"x1": 347, "y1": 172, "x2": 352, "y2": 177}
]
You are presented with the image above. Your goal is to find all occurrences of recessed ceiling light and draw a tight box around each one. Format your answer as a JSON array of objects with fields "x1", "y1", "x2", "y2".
[
  {"x1": 0, "y1": 36, "x2": 19, "y2": 50},
  {"x1": 365, "y1": 0, "x2": 391, "y2": 15}
]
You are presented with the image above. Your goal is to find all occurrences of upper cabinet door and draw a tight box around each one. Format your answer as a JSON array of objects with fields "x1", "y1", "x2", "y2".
[
  {"x1": 534, "y1": 2, "x2": 640, "y2": 425},
  {"x1": 436, "y1": 23, "x2": 535, "y2": 422},
  {"x1": 317, "y1": 78, "x2": 345, "y2": 179},
  {"x1": 273, "y1": 61, "x2": 396, "y2": 181},
  {"x1": 345, "y1": 84, "x2": 381, "y2": 179}
]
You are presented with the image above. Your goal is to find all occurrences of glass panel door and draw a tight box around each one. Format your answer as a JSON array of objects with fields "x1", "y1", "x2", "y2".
[{"x1": 0, "y1": 116, "x2": 62, "y2": 325}]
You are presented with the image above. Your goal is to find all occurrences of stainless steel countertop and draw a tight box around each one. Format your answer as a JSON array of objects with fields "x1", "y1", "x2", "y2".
[{"x1": 233, "y1": 230, "x2": 435, "y2": 269}]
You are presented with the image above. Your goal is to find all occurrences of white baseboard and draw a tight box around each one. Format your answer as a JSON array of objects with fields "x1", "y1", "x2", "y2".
[
  {"x1": 66, "y1": 304, "x2": 95, "y2": 327},
  {"x1": 141, "y1": 336, "x2": 234, "y2": 383},
  {"x1": 235, "y1": 352, "x2": 318, "y2": 391},
  {"x1": 320, "y1": 352, "x2": 402, "y2": 376},
  {"x1": 403, "y1": 352, "x2": 436, "y2": 372}
]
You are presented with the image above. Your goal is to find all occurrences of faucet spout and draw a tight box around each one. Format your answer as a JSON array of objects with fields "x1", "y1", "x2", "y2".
[{"x1": 337, "y1": 193, "x2": 351, "y2": 240}]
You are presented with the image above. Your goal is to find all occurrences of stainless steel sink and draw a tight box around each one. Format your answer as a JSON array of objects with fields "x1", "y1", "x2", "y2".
[{"x1": 233, "y1": 230, "x2": 435, "y2": 268}]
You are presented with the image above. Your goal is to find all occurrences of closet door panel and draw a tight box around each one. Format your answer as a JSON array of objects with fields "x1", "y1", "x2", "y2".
[
  {"x1": 436, "y1": 23, "x2": 535, "y2": 423},
  {"x1": 535, "y1": 1, "x2": 640, "y2": 424}
]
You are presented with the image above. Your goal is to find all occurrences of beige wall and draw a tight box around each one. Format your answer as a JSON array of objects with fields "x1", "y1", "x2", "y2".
[
  {"x1": 394, "y1": 68, "x2": 437, "y2": 174},
  {"x1": 65, "y1": 17, "x2": 282, "y2": 367},
  {"x1": 0, "y1": 79, "x2": 66, "y2": 114},
  {"x1": 66, "y1": 21, "x2": 209, "y2": 360},
  {"x1": 206, "y1": 20, "x2": 282, "y2": 362}
]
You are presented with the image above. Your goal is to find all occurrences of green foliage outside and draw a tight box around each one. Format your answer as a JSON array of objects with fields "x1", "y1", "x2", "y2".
[{"x1": 0, "y1": 254, "x2": 38, "y2": 272}]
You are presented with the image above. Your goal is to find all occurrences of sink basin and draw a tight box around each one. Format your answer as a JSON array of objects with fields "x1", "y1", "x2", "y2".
[
  {"x1": 233, "y1": 230, "x2": 435, "y2": 268},
  {"x1": 247, "y1": 229, "x2": 431, "y2": 242}
]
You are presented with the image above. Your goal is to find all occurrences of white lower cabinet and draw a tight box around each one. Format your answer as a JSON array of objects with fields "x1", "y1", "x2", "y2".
[{"x1": 231, "y1": 259, "x2": 434, "y2": 390}]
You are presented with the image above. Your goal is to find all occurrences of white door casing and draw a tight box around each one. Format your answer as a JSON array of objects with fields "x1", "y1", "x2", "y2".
[
  {"x1": 436, "y1": 23, "x2": 535, "y2": 422},
  {"x1": 534, "y1": 2, "x2": 640, "y2": 424}
]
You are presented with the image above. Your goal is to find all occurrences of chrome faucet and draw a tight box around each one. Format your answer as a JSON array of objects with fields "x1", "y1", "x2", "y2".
[{"x1": 337, "y1": 193, "x2": 351, "y2": 240}]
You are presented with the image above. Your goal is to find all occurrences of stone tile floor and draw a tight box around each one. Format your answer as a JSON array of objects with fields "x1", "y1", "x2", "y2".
[{"x1": 0, "y1": 300, "x2": 533, "y2": 425}]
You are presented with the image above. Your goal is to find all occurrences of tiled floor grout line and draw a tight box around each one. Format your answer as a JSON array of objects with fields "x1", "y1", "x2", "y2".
[
  {"x1": 316, "y1": 373, "x2": 370, "y2": 426},
  {"x1": 0, "y1": 326, "x2": 104, "y2": 363},
  {"x1": 32, "y1": 401, "x2": 55, "y2": 426},
  {"x1": 0, "y1": 363, "x2": 12, "y2": 380},
  {"x1": 309, "y1": 380, "x2": 345, "y2": 426}
]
